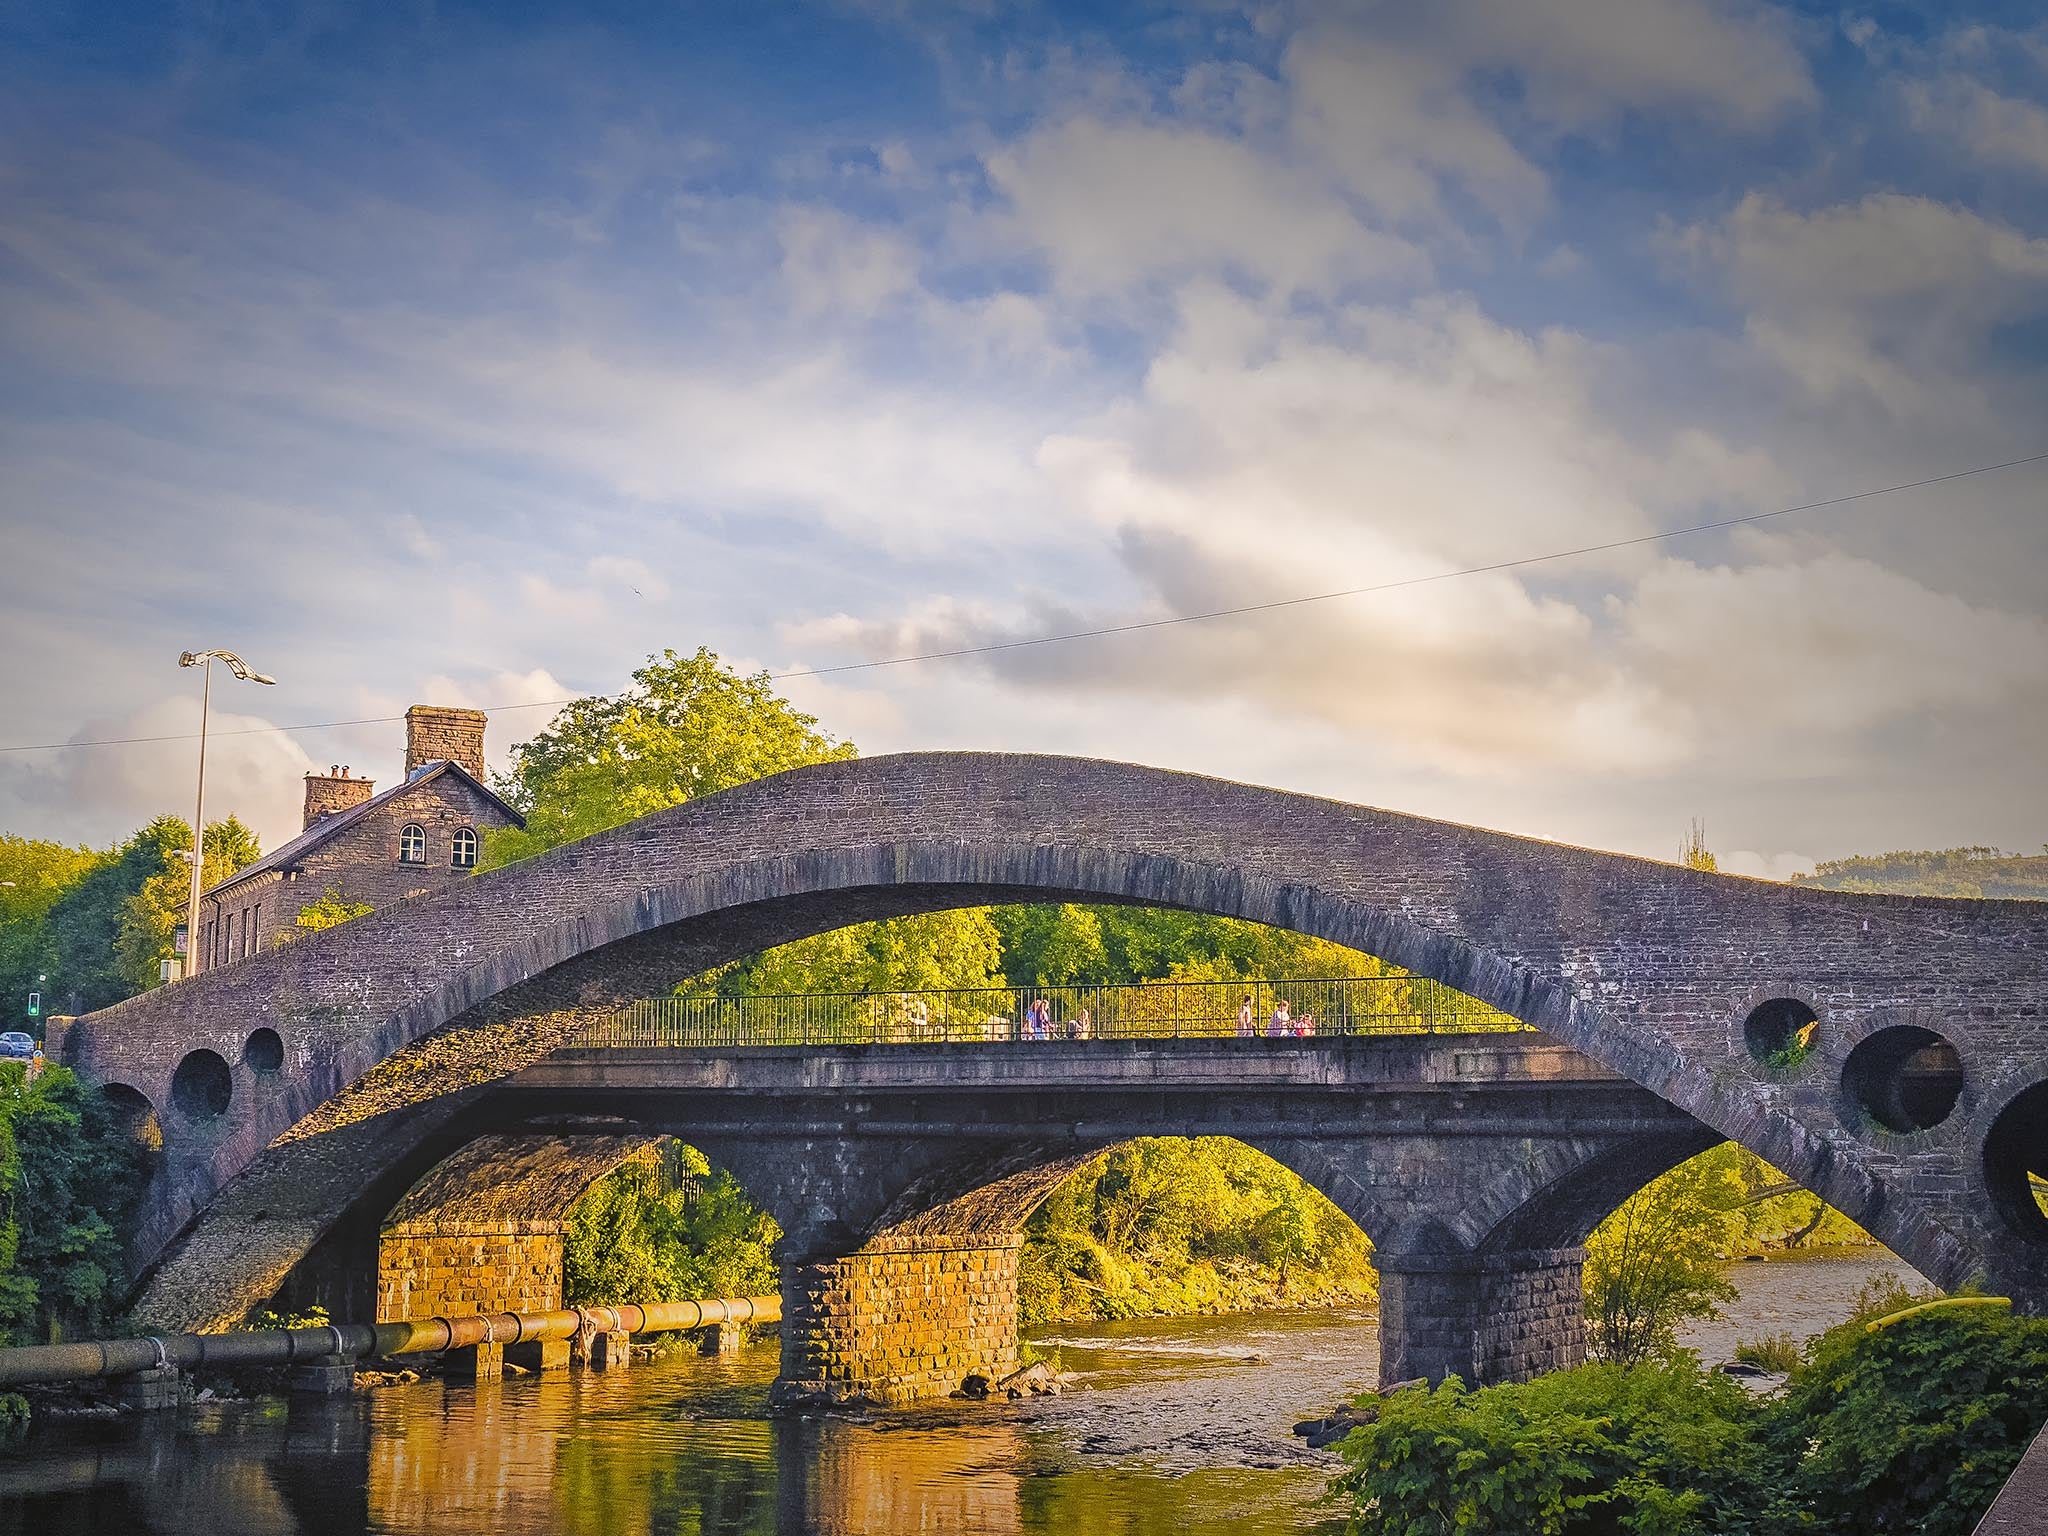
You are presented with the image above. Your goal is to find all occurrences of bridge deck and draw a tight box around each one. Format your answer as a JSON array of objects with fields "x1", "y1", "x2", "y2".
[{"x1": 514, "y1": 1032, "x2": 1622, "y2": 1094}]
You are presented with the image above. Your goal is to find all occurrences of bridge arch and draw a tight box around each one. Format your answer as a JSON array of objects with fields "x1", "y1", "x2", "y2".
[{"x1": 56, "y1": 753, "x2": 2047, "y2": 1339}]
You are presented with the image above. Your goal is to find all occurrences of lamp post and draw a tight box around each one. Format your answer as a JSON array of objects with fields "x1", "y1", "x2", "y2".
[{"x1": 178, "y1": 650, "x2": 276, "y2": 978}]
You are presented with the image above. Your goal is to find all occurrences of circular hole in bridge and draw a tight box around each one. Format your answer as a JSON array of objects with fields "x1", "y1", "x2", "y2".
[
  {"x1": 1844, "y1": 1026, "x2": 1964, "y2": 1133},
  {"x1": 169, "y1": 1048, "x2": 233, "y2": 1121},
  {"x1": 101, "y1": 1082, "x2": 164, "y2": 1156},
  {"x1": 244, "y1": 1027, "x2": 284, "y2": 1074},
  {"x1": 1743, "y1": 998, "x2": 1819, "y2": 1069},
  {"x1": 1985, "y1": 1081, "x2": 2048, "y2": 1242}
]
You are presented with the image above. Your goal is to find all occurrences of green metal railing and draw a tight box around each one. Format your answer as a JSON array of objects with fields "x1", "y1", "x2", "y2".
[{"x1": 583, "y1": 974, "x2": 1529, "y2": 1048}]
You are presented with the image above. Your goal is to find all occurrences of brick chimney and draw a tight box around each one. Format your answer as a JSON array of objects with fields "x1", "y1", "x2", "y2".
[
  {"x1": 303, "y1": 766, "x2": 375, "y2": 828},
  {"x1": 405, "y1": 704, "x2": 489, "y2": 781}
]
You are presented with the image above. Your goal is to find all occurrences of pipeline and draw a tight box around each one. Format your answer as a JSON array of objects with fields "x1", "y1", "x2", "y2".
[{"x1": 0, "y1": 1296, "x2": 780, "y2": 1388}]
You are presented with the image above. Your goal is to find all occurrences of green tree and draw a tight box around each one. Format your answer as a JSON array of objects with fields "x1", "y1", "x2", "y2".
[
  {"x1": 1016, "y1": 1137, "x2": 1377, "y2": 1323},
  {"x1": 0, "y1": 1065, "x2": 145, "y2": 1344},
  {"x1": 1792, "y1": 845, "x2": 2048, "y2": 900},
  {"x1": 690, "y1": 907, "x2": 1005, "y2": 998},
  {"x1": 1584, "y1": 1150, "x2": 1741, "y2": 1363},
  {"x1": 113, "y1": 816, "x2": 261, "y2": 989},
  {"x1": 483, "y1": 646, "x2": 855, "y2": 866},
  {"x1": 563, "y1": 1143, "x2": 780, "y2": 1305},
  {"x1": 0, "y1": 836, "x2": 106, "y2": 1023},
  {"x1": 295, "y1": 887, "x2": 374, "y2": 933},
  {"x1": 39, "y1": 819, "x2": 184, "y2": 1012}
]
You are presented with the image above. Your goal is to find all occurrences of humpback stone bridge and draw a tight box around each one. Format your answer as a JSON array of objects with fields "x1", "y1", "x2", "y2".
[{"x1": 54, "y1": 753, "x2": 2048, "y2": 1402}]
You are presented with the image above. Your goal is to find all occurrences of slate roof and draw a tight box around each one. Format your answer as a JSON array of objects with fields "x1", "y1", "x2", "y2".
[{"x1": 205, "y1": 760, "x2": 524, "y2": 898}]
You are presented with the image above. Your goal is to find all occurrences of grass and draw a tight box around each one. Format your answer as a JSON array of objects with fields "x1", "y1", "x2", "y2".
[{"x1": 1733, "y1": 1332, "x2": 1802, "y2": 1372}]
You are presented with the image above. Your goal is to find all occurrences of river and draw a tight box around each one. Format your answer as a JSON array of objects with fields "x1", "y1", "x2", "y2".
[{"x1": 0, "y1": 1253, "x2": 1920, "y2": 1536}]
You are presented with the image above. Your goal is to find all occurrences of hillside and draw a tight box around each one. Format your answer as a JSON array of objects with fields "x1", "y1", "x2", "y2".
[{"x1": 1792, "y1": 847, "x2": 2048, "y2": 900}]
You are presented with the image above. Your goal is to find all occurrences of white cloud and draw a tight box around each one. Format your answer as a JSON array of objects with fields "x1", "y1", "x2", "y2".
[
  {"x1": 1904, "y1": 73, "x2": 2048, "y2": 177},
  {"x1": 779, "y1": 206, "x2": 921, "y2": 317},
  {"x1": 1667, "y1": 193, "x2": 2048, "y2": 414},
  {"x1": 1411, "y1": 0, "x2": 1815, "y2": 129},
  {"x1": 983, "y1": 115, "x2": 1424, "y2": 296},
  {"x1": 1611, "y1": 546, "x2": 2048, "y2": 772},
  {"x1": 0, "y1": 698, "x2": 318, "y2": 852}
]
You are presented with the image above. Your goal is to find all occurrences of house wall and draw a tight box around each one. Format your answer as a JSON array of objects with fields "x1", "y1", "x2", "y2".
[{"x1": 202, "y1": 774, "x2": 515, "y2": 966}]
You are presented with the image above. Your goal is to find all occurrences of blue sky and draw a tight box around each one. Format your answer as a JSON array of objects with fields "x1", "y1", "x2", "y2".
[{"x1": 3, "y1": 0, "x2": 2046, "y2": 873}]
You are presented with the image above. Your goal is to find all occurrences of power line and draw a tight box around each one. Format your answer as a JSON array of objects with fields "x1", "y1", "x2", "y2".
[{"x1": 4, "y1": 449, "x2": 2044, "y2": 756}]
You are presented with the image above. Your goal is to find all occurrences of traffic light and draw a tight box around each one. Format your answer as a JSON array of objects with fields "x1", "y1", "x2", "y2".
[{"x1": 25, "y1": 993, "x2": 39, "y2": 1019}]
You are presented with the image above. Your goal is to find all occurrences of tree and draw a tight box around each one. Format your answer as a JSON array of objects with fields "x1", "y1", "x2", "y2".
[
  {"x1": 38, "y1": 820, "x2": 185, "y2": 1012},
  {"x1": 0, "y1": 1065, "x2": 145, "y2": 1345},
  {"x1": 992, "y1": 903, "x2": 1398, "y2": 989},
  {"x1": 0, "y1": 836, "x2": 106, "y2": 1023},
  {"x1": 1584, "y1": 1150, "x2": 1741, "y2": 1362},
  {"x1": 689, "y1": 908, "x2": 1005, "y2": 998},
  {"x1": 564, "y1": 1143, "x2": 780, "y2": 1305},
  {"x1": 113, "y1": 816, "x2": 261, "y2": 989},
  {"x1": 483, "y1": 646, "x2": 855, "y2": 866},
  {"x1": 1016, "y1": 1136, "x2": 1377, "y2": 1323}
]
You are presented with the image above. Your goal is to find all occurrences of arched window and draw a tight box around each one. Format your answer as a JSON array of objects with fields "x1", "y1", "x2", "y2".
[
  {"x1": 451, "y1": 827, "x2": 478, "y2": 869},
  {"x1": 398, "y1": 823, "x2": 427, "y2": 865}
]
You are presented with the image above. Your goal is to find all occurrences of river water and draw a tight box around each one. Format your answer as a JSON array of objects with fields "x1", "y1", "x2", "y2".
[{"x1": 0, "y1": 1253, "x2": 1919, "y2": 1536}]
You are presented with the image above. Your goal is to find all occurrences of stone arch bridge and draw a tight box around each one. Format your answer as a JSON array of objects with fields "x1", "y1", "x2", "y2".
[{"x1": 57, "y1": 754, "x2": 2048, "y2": 1401}]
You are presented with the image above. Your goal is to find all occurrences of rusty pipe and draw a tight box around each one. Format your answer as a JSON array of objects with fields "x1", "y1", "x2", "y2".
[{"x1": 0, "y1": 1296, "x2": 780, "y2": 1388}]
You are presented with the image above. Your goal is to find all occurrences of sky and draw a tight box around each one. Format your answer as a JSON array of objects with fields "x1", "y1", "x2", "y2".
[{"x1": 2, "y1": 0, "x2": 2045, "y2": 876}]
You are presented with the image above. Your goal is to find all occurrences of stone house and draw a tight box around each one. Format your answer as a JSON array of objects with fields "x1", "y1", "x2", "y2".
[{"x1": 195, "y1": 706, "x2": 522, "y2": 972}]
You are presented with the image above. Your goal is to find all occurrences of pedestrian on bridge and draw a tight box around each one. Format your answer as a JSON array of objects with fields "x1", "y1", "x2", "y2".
[
  {"x1": 1237, "y1": 995, "x2": 1255, "y2": 1036},
  {"x1": 1269, "y1": 1000, "x2": 1292, "y2": 1037}
]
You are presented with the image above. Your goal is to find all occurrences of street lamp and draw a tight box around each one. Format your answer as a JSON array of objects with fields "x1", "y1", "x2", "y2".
[{"x1": 178, "y1": 650, "x2": 276, "y2": 978}]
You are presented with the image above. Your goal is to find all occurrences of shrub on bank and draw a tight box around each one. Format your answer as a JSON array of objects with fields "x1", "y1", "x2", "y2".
[
  {"x1": 1334, "y1": 1300, "x2": 2048, "y2": 1536},
  {"x1": 1331, "y1": 1361, "x2": 1767, "y2": 1536}
]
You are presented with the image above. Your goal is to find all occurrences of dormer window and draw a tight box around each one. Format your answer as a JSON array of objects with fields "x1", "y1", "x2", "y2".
[
  {"x1": 399, "y1": 823, "x2": 427, "y2": 865},
  {"x1": 451, "y1": 827, "x2": 478, "y2": 869}
]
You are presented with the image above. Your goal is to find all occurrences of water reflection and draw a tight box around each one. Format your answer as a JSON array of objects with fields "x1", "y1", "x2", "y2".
[{"x1": 0, "y1": 1255, "x2": 1912, "y2": 1536}]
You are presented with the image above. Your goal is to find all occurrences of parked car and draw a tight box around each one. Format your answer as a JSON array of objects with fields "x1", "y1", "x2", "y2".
[{"x1": 0, "y1": 1032, "x2": 33, "y2": 1060}]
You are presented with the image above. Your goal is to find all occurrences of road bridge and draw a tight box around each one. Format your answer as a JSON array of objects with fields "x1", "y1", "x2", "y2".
[{"x1": 51, "y1": 752, "x2": 2048, "y2": 1402}]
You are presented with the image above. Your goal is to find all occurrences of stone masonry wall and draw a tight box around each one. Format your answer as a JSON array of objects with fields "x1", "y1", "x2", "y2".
[
  {"x1": 1378, "y1": 1247, "x2": 1586, "y2": 1386},
  {"x1": 203, "y1": 772, "x2": 515, "y2": 965},
  {"x1": 779, "y1": 1235, "x2": 1021, "y2": 1405},
  {"x1": 377, "y1": 1228, "x2": 564, "y2": 1321},
  {"x1": 1477, "y1": 1249, "x2": 1586, "y2": 1381}
]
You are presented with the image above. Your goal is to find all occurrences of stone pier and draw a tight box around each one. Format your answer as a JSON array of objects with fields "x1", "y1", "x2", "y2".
[
  {"x1": 776, "y1": 1234, "x2": 1022, "y2": 1406},
  {"x1": 1376, "y1": 1247, "x2": 1587, "y2": 1387}
]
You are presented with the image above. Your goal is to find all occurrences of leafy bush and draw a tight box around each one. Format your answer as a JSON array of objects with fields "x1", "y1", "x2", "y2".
[
  {"x1": 1333, "y1": 1362, "x2": 1768, "y2": 1536},
  {"x1": 1334, "y1": 1300, "x2": 2048, "y2": 1536},
  {"x1": 295, "y1": 888, "x2": 373, "y2": 932},
  {"x1": 1761, "y1": 1302, "x2": 2048, "y2": 1534}
]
